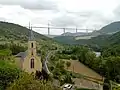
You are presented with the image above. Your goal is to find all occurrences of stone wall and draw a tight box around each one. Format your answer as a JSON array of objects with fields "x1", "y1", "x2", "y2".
[{"x1": 73, "y1": 78, "x2": 103, "y2": 90}]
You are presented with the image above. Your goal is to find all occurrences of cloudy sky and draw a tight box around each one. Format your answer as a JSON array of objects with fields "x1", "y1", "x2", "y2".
[{"x1": 0, "y1": 0, "x2": 120, "y2": 35}]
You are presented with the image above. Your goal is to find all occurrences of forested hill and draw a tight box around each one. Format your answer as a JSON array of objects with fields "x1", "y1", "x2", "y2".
[
  {"x1": 0, "y1": 21, "x2": 51, "y2": 42},
  {"x1": 85, "y1": 31, "x2": 120, "y2": 46},
  {"x1": 0, "y1": 21, "x2": 61, "y2": 53},
  {"x1": 54, "y1": 30, "x2": 120, "y2": 52},
  {"x1": 74, "y1": 31, "x2": 120, "y2": 53},
  {"x1": 54, "y1": 21, "x2": 120, "y2": 46},
  {"x1": 98, "y1": 21, "x2": 120, "y2": 34}
]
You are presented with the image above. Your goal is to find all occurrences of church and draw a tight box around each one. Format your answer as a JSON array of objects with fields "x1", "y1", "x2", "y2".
[
  {"x1": 15, "y1": 25, "x2": 44, "y2": 74},
  {"x1": 15, "y1": 24, "x2": 104, "y2": 90}
]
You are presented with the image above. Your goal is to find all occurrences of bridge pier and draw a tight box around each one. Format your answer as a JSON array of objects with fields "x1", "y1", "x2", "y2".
[
  {"x1": 63, "y1": 28, "x2": 65, "y2": 36},
  {"x1": 76, "y1": 28, "x2": 78, "y2": 33},
  {"x1": 86, "y1": 29, "x2": 88, "y2": 34},
  {"x1": 48, "y1": 23, "x2": 50, "y2": 35}
]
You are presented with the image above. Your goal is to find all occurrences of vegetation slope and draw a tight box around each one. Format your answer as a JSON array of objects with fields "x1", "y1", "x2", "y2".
[
  {"x1": 53, "y1": 21, "x2": 120, "y2": 48},
  {"x1": 98, "y1": 21, "x2": 120, "y2": 34},
  {"x1": 0, "y1": 21, "x2": 50, "y2": 41},
  {"x1": 1, "y1": 21, "x2": 120, "y2": 90},
  {"x1": 0, "y1": 21, "x2": 62, "y2": 55}
]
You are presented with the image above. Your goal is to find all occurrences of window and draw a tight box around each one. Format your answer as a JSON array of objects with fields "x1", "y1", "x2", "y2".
[
  {"x1": 31, "y1": 51, "x2": 33, "y2": 55},
  {"x1": 31, "y1": 50, "x2": 33, "y2": 55},
  {"x1": 31, "y1": 43, "x2": 33, "y2": 48},
  {"x1": 31, "y1": 58, "x2": 34, "y2": 68}
]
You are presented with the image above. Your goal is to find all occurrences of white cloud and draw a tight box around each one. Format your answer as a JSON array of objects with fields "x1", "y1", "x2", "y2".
[
  {"x1": 0, "y1": 0, "x2": 120, "y2": 35},
  {"x1": 0, "y1": 0, "x2": 57, "y2": 10}
]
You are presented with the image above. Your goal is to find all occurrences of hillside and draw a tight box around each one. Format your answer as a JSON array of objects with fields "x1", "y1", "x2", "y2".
[
  {"x1": 53, "y1": 34, "x2": 110, "y2": 46},
  {"x1": 54, "y1": 21, "x2": 120, "y2": 47},
  {"x1": 89, "y1": 21, "x2": 120, "y2": 36},
  {"x1": 0, "y1": 21, "x2": 62, "y2": 52},
  {"x1": 61, "y1": 32, "x2": 88, "y2": 36},
  {"x1": 53, "y1": 31, "x2": 120, "y2": 51},
  {"x1": 77, "y1": 31, "x2": 120, "y2": 47},
  {"x1": 54, "y1": 36, "x2": 77, "y2": 44},
  {"x1": 99, "y1": 21, "x2": 120, "y2": 34},
  {"x1": 108, "y1": 31, "x2": 120, "y2": 45},
  {"x1": 0, "y1": 21, "x2": 51, "y2": 41}
]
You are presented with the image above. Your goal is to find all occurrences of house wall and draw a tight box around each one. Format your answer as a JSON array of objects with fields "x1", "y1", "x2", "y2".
[
  {"x1": 22, "y1": 40, "x2": 42, "y2": 73},
  {"x1": 28, "y1": 41, "x2": 37, "y2": 56},
  {"x1": 22, "y1": 53, "x2": 42, "y2": 73},
  {"x1": 15, "y1": 57, "x2": 23, "y2": 69}
]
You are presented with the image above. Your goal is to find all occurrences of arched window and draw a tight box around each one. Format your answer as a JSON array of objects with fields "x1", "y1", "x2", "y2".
[
  {"x1": 31, "y1": 43, "x2": 33, "y2": 48},
  {"x1": 31, "y1": 51, "x2": 33, "y2": 55},
  {"x1": 31, "y1": 50, "x2": 33, "y2": 55},
  {"x1": 31, "y1": 58, "x2": 34, "y2": 68}
]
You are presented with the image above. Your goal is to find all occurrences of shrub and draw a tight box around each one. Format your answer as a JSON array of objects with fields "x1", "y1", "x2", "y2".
[
  {"x1": 7, "y1": 72, "x2": 61, "y2": 90},
  {"x1": 0, "y1": 60, "x2": 20, "y2": 90}
]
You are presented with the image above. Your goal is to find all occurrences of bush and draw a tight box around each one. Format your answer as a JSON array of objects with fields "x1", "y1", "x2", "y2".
[
  {"x1": 9, "y1": 44, "x2": 26, "y2": 55},
  {"x1": 0, "y1": 49, "x2": 12, "y2": 60},
  {"x1": 0, "y1": 60, "x2": 20, "y2": 90},
  {"x1": 113, "y1": 86, "x2": 120, "y2": 90},
  {"x1": 66, "y1": 61, "x2": 71, "y2": 68},
  {"x1": 7, "y1": 72, "x2": 61, "y2": 90}
]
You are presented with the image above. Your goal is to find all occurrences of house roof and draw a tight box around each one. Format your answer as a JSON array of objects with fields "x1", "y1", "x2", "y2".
[
  {"x1": 29, "y1": 26, "x2": 35, "y2": 41},
  {"x1": 15, "y1": 51, "x2": 27, "y2": 59}
]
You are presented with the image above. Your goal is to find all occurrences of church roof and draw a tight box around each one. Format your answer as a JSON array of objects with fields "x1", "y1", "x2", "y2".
[
  {"x1": 15, "y1": 51, "x2": 27, "y2": 59},
  {"x1": 29, "y1": 24, "x2": 35, "y2": 41}
]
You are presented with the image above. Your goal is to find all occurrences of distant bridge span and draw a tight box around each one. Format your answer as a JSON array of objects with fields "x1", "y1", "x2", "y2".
[{"x1": 26, "y1": 25, "x2": 98, "y2": 35}]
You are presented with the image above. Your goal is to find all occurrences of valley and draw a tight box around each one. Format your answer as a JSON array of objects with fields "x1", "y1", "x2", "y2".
[{"x1": 0, "y1": 21, "x2": 120, "y2": 90}]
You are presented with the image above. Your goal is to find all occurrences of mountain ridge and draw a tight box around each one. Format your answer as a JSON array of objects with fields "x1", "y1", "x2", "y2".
[
  {"x1": 0, "y1": 21, "x2": 51, "y2": 41},
  {"x1": 53, "y1": 21, "x2": 120, "y2": 48},
  {"x1": 0, "y1": 21, "x2": 62, "y2": 52},
  {"x1": 99, "y1": 21, "x2": 120, "y2": 34}
]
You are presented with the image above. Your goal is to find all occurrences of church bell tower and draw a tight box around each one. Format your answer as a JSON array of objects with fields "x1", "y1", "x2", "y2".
[
  {"x1": 28, "y1": 26, "x2": 37, "y2": 56},
  {"x1": 22, "y1": 23, "x2": 42, "y2": 73}
]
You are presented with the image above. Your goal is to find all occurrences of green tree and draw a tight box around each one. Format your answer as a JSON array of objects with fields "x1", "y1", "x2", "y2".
[
  {"x1": 0, "y1": 49, "x2": 12, "y2": 60},
  {"x1": 102, "y1": 45, "x2": 120, "y2": 57},
  {"x1": 66, "y1": 61, "x2": 71, "y2": 69},
  {"x1": 0, "y1": 60, "x2": 20, "y2": 90},
  {"x1": 7, "y1": 72, "x2": 61, "y2": 90},
  {"x1": 104, "y1": 56, "x2": 120, "y2": 83},
  {"x1": 84, "y1": 51, "x2": 96, "y2": 67},
  {"x1": 9, "y1": 43, "x2": 26, "y2": 55}
]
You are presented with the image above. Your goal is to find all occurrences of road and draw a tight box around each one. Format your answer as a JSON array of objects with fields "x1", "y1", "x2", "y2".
[{"x1": 42, "y1": 51, "x2": 55, "y2": 74}]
